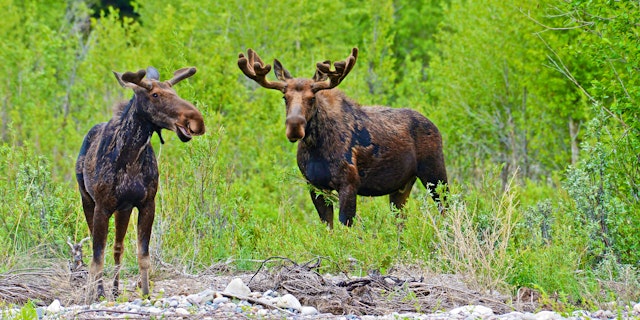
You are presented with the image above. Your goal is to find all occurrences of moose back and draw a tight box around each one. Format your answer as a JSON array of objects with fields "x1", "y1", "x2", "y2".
[{"x1": 238, "y1": 48, "x2": 447, "y2": 228}]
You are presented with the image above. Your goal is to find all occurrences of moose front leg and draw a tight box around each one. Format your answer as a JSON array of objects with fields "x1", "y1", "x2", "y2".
[
  {"x1": 112, "y1": 208, "x2": 133, "y2": 298},
  {"x1": 337, "y1": 185, "x2": 357, "y2": 226},
  {"x1": 88, "y1": 205, "x2": 110, "y2": 301},
  {"x1": 310, "y1": 189, "x2": 334, "y2": 228},
  {"x1": 136, "y1": 202, "x2": 155, "y2": 297}
]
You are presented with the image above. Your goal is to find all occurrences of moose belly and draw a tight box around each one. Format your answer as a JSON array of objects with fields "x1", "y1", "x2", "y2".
[
  {"x1": 357, "y1": 177, "x2": 413, "y2": 197},
  {"x1": 355, "y1": 161, "x2": 416, "y2": 197}
]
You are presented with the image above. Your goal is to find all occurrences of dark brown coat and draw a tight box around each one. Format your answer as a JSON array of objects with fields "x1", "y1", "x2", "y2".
[
  {"x1": 238, "y1": 48, "x2": 447, "y2": 228},
  {"x1": 75, "y1": 67, "x2": 204, "y2": 300}
]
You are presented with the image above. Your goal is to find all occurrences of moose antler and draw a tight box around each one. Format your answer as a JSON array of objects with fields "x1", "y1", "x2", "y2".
[
  {"x1": 312, "y1": 47, "x2": 358, "y2": 92},
  {"x1": 114, "y1": 69, "x2": 152, "y2": 90},
  {"x1": 168, "y1": 67, "x2": 197, "y2": 86},
  {"x1": 238, "y1": 49, "x2": 286, "y2": 91}
]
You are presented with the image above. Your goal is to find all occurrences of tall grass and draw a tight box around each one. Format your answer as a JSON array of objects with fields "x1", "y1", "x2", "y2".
[{"x1": 428, "y1": 174, "x2": 518, "y2": 292}]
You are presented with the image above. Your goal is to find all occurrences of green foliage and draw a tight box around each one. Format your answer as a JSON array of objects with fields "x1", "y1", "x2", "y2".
[
  {"x1": 10, "y1": 301, "x2": 37, "y2": 320},
  {"x1": 1, "y1": 0, "x2": 639, "y2": 309},
  {"x1": 427, "y1": 0, "x2": 582, "y2": 184},
  {"x1": 547, "y1": 0, "x2": 640, "y2": 266},
  {"x1": 0, "y1": 144, "x2": 84, "y2": 268}
]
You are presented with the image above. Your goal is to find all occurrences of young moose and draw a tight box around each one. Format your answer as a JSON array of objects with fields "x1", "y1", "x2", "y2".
[
  {"x1": 75, "y1": 66, "x2": 205, "y2": 300},
  {"x1": 238, "y1": 48, "x2": 447, "y2": 228}
]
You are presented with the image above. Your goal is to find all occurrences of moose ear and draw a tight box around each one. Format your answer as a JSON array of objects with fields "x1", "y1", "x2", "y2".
[
  {"x1": 146, "y1": 66, "x2": 160, "y2": 81},
  {"x1": 273, "y1": 59, "x2": 292, "y2": 81}
]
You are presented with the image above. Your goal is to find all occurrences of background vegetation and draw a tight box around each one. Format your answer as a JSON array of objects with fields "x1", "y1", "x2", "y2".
[{"x1": 1, "y1": 0, "x2": 638, "y2": 310}]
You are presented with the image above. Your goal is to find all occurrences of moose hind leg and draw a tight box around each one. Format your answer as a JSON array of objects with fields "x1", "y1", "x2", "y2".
[
  {"x1": 136, "y1": 202, "x2": 155, "y2": 297},
  {"x1": 112, "y1": 208, "x2": 133, "y2": 298},
  {"x1": 310, "y1": 189, "x2": 334, "y2": 228},
  {"x1": 389, "y1": 177, "x2": 417, "y2": 211},
  {"x1": 417, "y1": 161, "x2": 448, "y2": 205},
  {"x1": 337, "y1": 185, "x2": 357, "y2": 227},
  {"x1": 78, "y1": 180, "x2": 96, "y2": 233}
]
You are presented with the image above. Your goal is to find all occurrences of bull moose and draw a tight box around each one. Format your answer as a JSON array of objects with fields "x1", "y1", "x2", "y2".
[
  {"x1": 238, "y1": 48, "x2": 447, "y2": 228},
  {"x1": 75, "y1": 66, "x2": 205, "y2": 300}
]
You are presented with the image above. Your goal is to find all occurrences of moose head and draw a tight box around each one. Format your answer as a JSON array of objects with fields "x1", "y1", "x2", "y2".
[
  {"x1": 113, "y1": 66, "x2": 205, "y2": 142},
  {"x1": 238, "y1": 48, "x2": 358, "y2": 142}
]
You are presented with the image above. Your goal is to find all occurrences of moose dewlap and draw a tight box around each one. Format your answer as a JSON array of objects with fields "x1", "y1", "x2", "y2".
[{"x1": 238, "y1": 48, "x2": 447, "y2": 228}]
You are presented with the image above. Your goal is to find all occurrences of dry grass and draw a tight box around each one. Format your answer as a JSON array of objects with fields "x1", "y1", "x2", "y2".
[
  {"x1": 247, "y1": 257, "x2": 515, "y2": 315},
  {"x1": 428, "y1": 175, "x2": 519, "y2": 293},
  {"x1": 0, "y1": 262, "x2": 82, "y2": 306}
]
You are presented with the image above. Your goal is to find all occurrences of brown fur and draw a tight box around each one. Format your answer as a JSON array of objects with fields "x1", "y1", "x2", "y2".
[
  {"x1": 239, "y1": 48, "x2": 447, "y2": 228},
  {"x1": 75, "y1": 66, "x2": 204, "y2": 301}
]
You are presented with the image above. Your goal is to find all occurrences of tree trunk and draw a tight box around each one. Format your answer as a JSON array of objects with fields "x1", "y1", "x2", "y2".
[{"x1": 569, "y1": 117, "x2": 579, "y2": 165}]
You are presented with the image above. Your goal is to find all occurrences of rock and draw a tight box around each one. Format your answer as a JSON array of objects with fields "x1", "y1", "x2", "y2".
[
  {"x1": 186, "y1": 293, "x2": 202, "y2": 304},
  {"x1": 449, "y1": 305, "x2": 494, "y2": 317},
  {"x1": 534, "y1": 310, "x2": 561, "y2": 320},
  {"x1": 174, "y1": 307, "x2": 190, "y2": 315},
  {"x1": 46, "y1": 299, "x2": 61, "y2": 313},
  {"x1": 223, "y1": 277, "x2": 251, "y2": 297},
  {"x1": 300, "y1": 306, "x2": 319, "y2": 316},
  {"x1": 501, "y1": 311, "x2": 527, "y2": 319},
  {"x1": 36, "y1": 307, "x2": 44, "y2": 319},
  {"x1": 264, "y1": 289, "x2": 279, "y2": 298},
  {"x1": 592, "y1": 309, "x2": 615, "y2": 319},
  {"x1": 199, "y1": 288, "x2": 216, "y2": 303},
  {"x1": 147, "y1": 306, "x2": 163, "y2": 314},
  {"x1": 275, "y1": 294, "x2": 302, "y2": 311},
  {"x1": 213, "y1": 297, "x2": 229, "y2": 304},
  {"x1": 131, "y1": 299, "x2": 143, "y2": 306}
]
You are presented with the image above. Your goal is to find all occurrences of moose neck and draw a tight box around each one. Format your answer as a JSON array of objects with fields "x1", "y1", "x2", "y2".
[
  {"x1": 112, "y1": 97, "x2": 158, "y2": 164},
  {"x1": 301, "y1": 91, "x2": 354, "y2": 149}
]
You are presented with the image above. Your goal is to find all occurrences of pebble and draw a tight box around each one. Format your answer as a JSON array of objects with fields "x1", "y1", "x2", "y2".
[
  {"x1": 46, "y1": 299, "x2": 62, "y2": 313},
  {"x1": 5, "y1": 279, "x2": 637, "y2": 319},
  {"x1": 301, "y1": 305, "x2": 319, "y2": 316},
  {"x1": 449, "y1": 305, "x2": 494, "y2": 317},
  {"x1": 223, "y1": 277, "x2": 251, "y2": 297},
  {"x1": 533, "y1": 310, "x2": 561, "y2": 320},
  {"x1": 276, "y1": 293, "x2": 302, "y2": 311}
]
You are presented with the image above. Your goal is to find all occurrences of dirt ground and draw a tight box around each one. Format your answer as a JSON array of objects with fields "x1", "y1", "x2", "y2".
[
  {"x1": 0, "y1": 258, "x2": 540, "y2": 316},
  {"x1": 0, "y1": 258, "x2": 539, "y2": 315}
]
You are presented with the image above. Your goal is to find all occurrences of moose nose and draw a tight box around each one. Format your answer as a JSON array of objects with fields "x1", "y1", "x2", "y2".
[
  {"x1": 285, "y1": 115, "x2": 306, "y2": 142},
  {"x1": 183, "y1": 108, "x2": 206, "y2": 135}
]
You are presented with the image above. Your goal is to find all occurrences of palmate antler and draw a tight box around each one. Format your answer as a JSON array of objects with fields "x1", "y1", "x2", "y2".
[
  {"x1": 238, "y1": 49, "x2": 286, "y2": 91},
  {"x1": 168, "y1": 67, "x2": 197, "y2": 86},
  {"x1": 312, "y1": 47, "x2": 358, "y2": 92},
  {"x1": 113, "y1": 67, "x2": 197, "y2": 90}
]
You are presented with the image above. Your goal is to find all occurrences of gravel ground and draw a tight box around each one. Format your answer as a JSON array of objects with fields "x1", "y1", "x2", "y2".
[{"x1": 2, "y1": 268, "x2": 639, "y2": 320}]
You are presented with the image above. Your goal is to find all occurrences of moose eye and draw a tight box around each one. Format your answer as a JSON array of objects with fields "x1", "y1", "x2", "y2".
[{"x1": 152, "y1": 93, "x2": 158, "y2": 98}]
